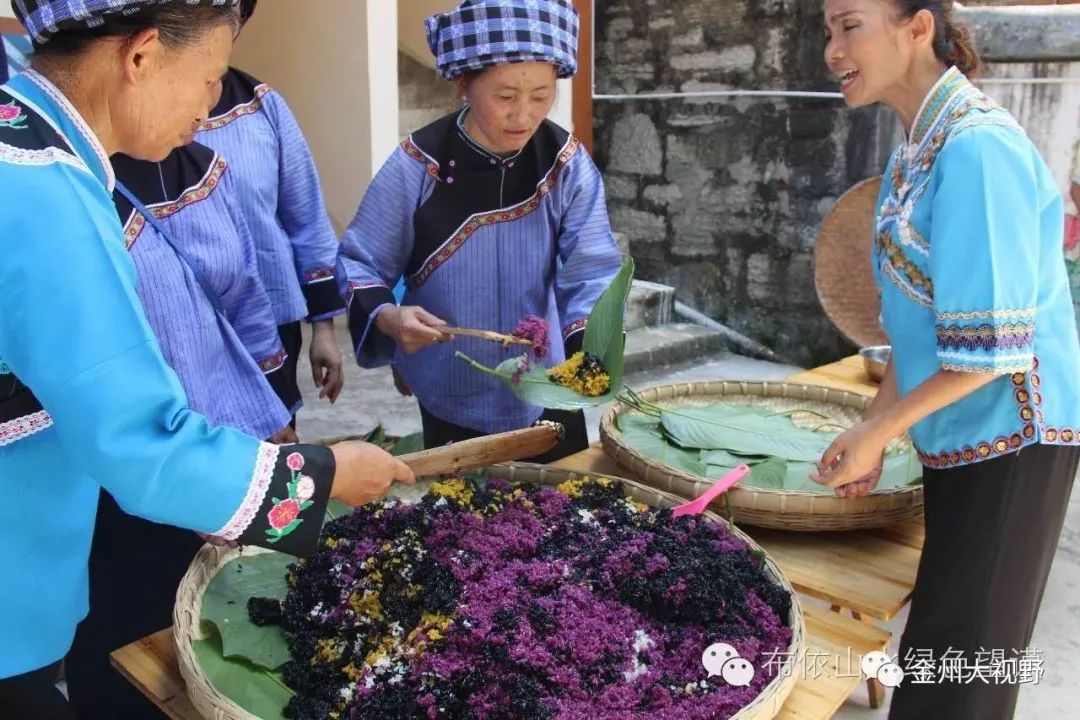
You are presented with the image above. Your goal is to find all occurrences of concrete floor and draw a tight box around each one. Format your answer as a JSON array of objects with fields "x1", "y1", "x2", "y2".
[{"x1": 296, "y1": 320, "x2": 1080, "y2": 718}]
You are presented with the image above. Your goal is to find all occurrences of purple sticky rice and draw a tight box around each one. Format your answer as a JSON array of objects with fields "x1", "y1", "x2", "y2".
[{"x1": 276, "y1": 478, "x2": 794, "y2": 720}]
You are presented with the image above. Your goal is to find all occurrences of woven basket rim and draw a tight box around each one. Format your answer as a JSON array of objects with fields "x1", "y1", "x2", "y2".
[
  {"x1": 599, "y1": 381, "x2": 925, "y2": 531},
  {"x1": 174, "y1": 463, "x2": 806, "y2": 720}
]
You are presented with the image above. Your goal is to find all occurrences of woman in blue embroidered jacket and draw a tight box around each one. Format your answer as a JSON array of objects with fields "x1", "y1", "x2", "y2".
[
  {"x1": 0, "y1": 3, "x2": 412, "y2": 717},
  {"x1": 816, "y1": 2, "x2": 1080, "y2": 718},
  {"x1": 64, "y1": 141, "x2": 302, "y2": 719},
  {"x1": 340, "y1": 0, "x2": 623, "y2": 460},
  {"x1": 196, "y1": 0, "x2": 345, "y2": 423}
]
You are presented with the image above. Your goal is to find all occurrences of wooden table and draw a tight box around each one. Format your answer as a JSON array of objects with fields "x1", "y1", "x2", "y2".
[{"x1": 111, "y1": 355, "x2": 920, "y2": 719}]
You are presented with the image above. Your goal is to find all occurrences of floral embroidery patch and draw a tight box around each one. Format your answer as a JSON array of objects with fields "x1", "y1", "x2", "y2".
[
  {"x1": 266, "y1": 451, "x2": 316, "y2": 543},
  {"x1": 0, "y1": 102, "x2": 29, "y2": 130}
]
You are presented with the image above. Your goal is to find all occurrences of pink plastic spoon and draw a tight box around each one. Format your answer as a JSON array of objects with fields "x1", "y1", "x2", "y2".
[{"x1": 672, "y1": 464, "x2": 751, "y2": 517}]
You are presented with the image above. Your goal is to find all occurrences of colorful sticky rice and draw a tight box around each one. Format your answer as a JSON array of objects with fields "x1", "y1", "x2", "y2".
[
  {"x1": 547, "y1": 352, "x2": 611, "y2": 397},
  {"x1": 264, "y1": 477, "x2": 793, "y2": 720}
]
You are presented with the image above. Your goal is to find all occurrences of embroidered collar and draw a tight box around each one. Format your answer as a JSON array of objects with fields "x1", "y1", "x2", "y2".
[
  {"x1": 18, "y1": 69, "x2": 115, "y2": 192},
  {"x1": 455, "y1": 108, "x2": 525, "y2": 168},
  {"x1": 908, "y1": 66, "x2": 966, "y2": 148}
]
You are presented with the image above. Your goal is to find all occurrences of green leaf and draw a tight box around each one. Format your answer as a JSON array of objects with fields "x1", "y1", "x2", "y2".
[
  {"x1": 390, "y1": 432, "x2": 424, "y2": 456},
  {"x1": 363, "y1": 424, "x2": 386, "y2": 446},
  {"x1": 325, "y1": 499, "x2": 351, "y2": 520},
  {"x1": 453, "y1": 258, "x2": 632, "y2": 410},
  {"x1": 700, "y1": 449, "x2": 771, "y2": 467},
  {"x1": 660, "y1": 404, "x2": 833, "y2": 462},
  {"x1": 455, "y1": 351, "x2": 623, "y2": 410},
  {"x1": 583, "y1": 257, "x2": 635, "y2": 361},
  {"x1": 618, "y1": 413, "x2": 706, "y2": 476},
  {"x1": 200, "y1": 553, "x2": 292, "y2": 669},
  {"x1": 192, "y1": 632, "x2": 292, "y2": 720},
  {"x1": 708, "y1": 457, "x2": 788, "y2": 489},
  {"x1": 879, "y1": 449, "x2": 923, "y2": 489}
]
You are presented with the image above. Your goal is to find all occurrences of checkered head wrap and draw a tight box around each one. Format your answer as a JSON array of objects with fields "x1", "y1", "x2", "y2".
[
  {"x1": 12, "y1": 0, "x2": 239, "y2": 45},
  {"x1": 425, "y1": 0, "x2": 579, "y2": 81}
]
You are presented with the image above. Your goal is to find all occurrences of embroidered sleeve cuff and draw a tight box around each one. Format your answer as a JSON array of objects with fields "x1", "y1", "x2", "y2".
[
  {"x1": 563, "y1": 318, "x2": 587, "y2": 339},
  {"x1": 347, "y1": 284, "x2": 398, "y2": 368},
  {"x1": 935, "y1": 308, "x2": 1035, "y2": 374},
  {"x1": 217, "y1": 443, "x2": 335, "y2": 557},
  {"x1": 302, "y1": 267, "x2": 347, "y2": 321}
]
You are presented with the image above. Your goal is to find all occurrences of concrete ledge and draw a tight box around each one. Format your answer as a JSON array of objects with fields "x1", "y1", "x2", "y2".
[
  {"x1": 623, "y1": 323, "x2": 729, "y2": 374},
  {"x1": 956, "y1": 5, "x2": 1080, "y2": 62}
]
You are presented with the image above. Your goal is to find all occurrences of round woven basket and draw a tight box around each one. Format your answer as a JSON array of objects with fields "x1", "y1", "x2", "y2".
[
  {"x1": 175, "y1": 464, "x2": 805, "y2": 720},
  {"x1": 600, "y1": 380, "x2": 924, "y2": 532},
  {"x1": 815, "y1": 175, "x2": 889, "y2": 348}
]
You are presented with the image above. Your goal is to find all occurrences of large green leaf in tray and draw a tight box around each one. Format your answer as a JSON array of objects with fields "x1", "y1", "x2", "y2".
[
  {"x1": 660, "y1": 404, "x2": 834, "y2": 462},
  {"x1": 192, "y1": 632, "x2": 292, "y2": 720},
  {"x1": 621, "y1": 403, "x2": 923, "y2": 493},
  {"x1": 200, "y1": 552, "x2": 292, "y2": 670}
]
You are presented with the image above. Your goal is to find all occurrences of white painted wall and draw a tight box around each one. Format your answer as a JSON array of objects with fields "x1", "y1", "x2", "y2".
[
  {"x1": 231, "y1": 0, "x2": 399, "y2": 232},
  {"x1": 978, "y1": 62, "x2": 1080, "y2": 213},
  {"x1": 0, "y1": 7, "x2": 15, "y2": 20}
]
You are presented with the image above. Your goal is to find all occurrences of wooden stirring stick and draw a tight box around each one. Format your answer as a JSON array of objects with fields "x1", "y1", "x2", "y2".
[
  {"x1": 396, "y1": 423, "x2": 563, "y2": 477},
  {"x1": 441, "y1": 326, "x2": 533, "y2": 346}
]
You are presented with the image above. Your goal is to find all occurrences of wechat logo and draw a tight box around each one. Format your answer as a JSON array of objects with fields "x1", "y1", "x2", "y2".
[{"x1": 703, "y1": 643, "x2": 755, "y2": 687}]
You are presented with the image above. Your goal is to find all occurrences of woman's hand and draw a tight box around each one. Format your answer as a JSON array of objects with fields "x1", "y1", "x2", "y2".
[
  {"x1": 811, "y1": 418, "x2": 890, "y2": 495},
  {"x1": 375, "y1": 306, "x2": 451, "y2": 354},
  {"x1": 329, "y1": 441, "x2": 415, "y2": 506},
  {"x1": 309, "y1": 320, "x2": 344, "y2": 403}
]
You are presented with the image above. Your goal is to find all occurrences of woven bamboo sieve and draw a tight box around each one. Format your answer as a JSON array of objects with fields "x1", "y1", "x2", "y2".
[
  {"x1": 174, "y1": 463, "x2": 805, "y2": 720},
  {"x1": 814, "y1": 175, "x2": 889, "y2": 349},
  {"x1": 600, "y1": 380, "x2": 924, "y2": 532}
]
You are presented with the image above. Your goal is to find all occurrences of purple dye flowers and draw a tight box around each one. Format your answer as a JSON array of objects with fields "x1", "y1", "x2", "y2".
[{"x1": 511, "y1": 315, "x2": 550, "y2": 361}]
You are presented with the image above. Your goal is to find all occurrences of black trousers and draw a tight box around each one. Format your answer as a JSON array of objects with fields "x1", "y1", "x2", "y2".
[
  {"x1": 419, "y1": 404, "x2": 590, "y2": 464},
  {"x1": 65, "y1": 492, "x2": 202, "y2": 720},
  {"x1": 889, "y1": 443, "x2": 1080, "y2": 720},
  {"x1": 277, "y1": 321, "x2": 303, "y2": 430},
  {"x1": 0, "y1": 662, "x2": 75, "y2": 720}
]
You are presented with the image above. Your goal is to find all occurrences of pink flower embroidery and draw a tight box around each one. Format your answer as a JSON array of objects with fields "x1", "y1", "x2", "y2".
[
  {"x1": 0, "y1": 103, "x2": 28, "y2": 129},
  {"x1": 286, "y1": 452, "x2": 305, "y2": 471},
  {"x1": 268, "y1": 498, "x2": 301, "y2": 530},
  {"x1": 296, "y1": 475, "x2": 316, "y2": 502}
]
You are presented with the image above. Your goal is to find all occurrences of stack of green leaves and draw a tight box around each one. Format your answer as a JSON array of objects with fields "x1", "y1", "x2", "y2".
[{"x1": 617, "y1": 396, "x2": 921, "y2": 493}]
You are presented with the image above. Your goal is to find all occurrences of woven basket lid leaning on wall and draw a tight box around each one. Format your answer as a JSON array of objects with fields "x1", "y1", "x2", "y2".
[{"x1": 814, "y1": 176, "x2": 889, "y2": 349}]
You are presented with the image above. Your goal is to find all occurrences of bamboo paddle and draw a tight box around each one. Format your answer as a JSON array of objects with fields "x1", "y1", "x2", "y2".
[
  {"x1": 396, "y1": 422, "x2": 563, "y2": 477},
  {"x1": 442, "y1": 326, "x2": 533, "y2": 346}
]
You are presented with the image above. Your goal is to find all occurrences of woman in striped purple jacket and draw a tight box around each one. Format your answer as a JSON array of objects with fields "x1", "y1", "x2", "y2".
[
  {"x1": 195, "y1": 0, "x2": 346, "y2": 428},
  {"x1": 340, "y1": 0, "x2": 623, "y2": 461}
]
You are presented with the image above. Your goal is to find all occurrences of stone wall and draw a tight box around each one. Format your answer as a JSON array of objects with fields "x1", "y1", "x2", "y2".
[
  {"x1": 592, "y1": 0, "x2": 895, "y2": 366},
  {"x1": 592, "y1": 0, "x2": 1080, "y2": 365}
]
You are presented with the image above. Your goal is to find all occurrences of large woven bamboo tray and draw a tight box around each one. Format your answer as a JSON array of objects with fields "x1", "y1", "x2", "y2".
[
  {"x1": 600, "y1": 380, "x2": 924, "y2": 532},
  {"x1": 174, "y1": 463, "x2": 805, "y2": 720}
]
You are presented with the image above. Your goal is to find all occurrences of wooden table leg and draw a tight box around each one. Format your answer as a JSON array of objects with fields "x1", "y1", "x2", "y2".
[
  {"x1": 830, "y1": 608, "x2": 887, "y2": 708},
  {"x1": 867, "y1": 677, "x2": 885, "y2": 708}
]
